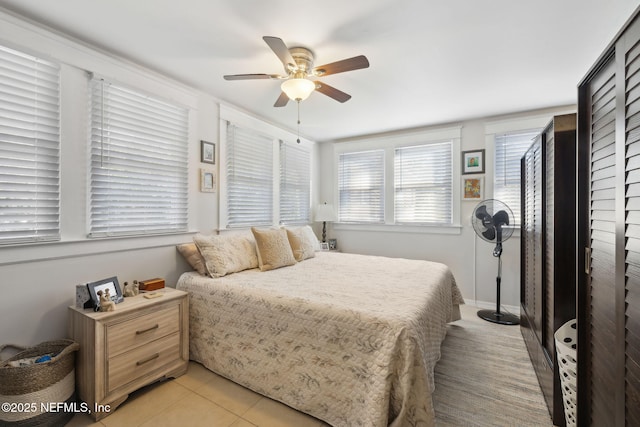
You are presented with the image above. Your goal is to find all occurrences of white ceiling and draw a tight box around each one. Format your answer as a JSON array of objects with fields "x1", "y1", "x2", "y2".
[{"x1": 0, "y1": 0, "x2": 638, "y2": 141}]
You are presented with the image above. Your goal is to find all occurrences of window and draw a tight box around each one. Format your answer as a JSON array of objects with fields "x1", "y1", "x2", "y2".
[
  {"x1": 89, "y1": 78, "x2": 189, "y2": 237},
  {"x1": 494, "y1": 129, "x2": 539, "y2": 222},
  {"x1": 395, "y1": 142, "x2": 453, "y2": 225},
  {"x1": 0, "y1": 45, "x2": 60, "y2": 244},
  {"x1": 338, "y1": 150, "x2": 385, "y2": 223},
  {"x1": 280, "y1": 141, "x2": 310, "y2": 224},
  {"x1": 225, "y1": 122, "x2": 274, "y2": 228}
]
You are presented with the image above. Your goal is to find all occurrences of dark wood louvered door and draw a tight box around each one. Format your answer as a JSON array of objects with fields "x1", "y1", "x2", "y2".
[
  {"x1": 577, "y1": 7, "x2": 640, "y2": 425},
  {"x1": 623, "y1": 17, "x2": 640, "y2": 426}
]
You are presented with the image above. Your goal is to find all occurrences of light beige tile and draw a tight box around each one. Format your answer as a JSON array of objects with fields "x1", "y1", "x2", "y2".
[
  {"x1": 241, "y1": 397, "x2": 324, "y2": 427},
  {"x1": 139, "y1": 393, "x2": 238, "y2": 427},
  {"x1": 101, "y1": 380, "x2": 190, "y2": 427},
  {"x1": 230, "y1": 419, "x2": 257, "y2": 427},
  {"x1": 193, "y1": 372, "x2": 262, "y2": 416},
  {"x1": 174, "y1": 361, "x2": 218, "y2": 392},
  {"x1": 65, "y1": 412, "x2": 105, "y2": 427}
]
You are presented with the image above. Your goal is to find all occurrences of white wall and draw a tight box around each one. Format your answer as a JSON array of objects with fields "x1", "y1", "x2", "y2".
[
  {"x1": 318, "y1": 107, "x2": 574, "y2": 311},
  {"x1": 0, "y1": 11, "x2": 303, "y2": 348}
]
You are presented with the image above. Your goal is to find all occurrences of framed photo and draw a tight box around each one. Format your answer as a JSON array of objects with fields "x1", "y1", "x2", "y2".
[
  {"x1": 328, "y1": 238, "x2": 337, "y2": 250},
  {"x1": 463, "y1": 177, "x2": 484, "y2": 200},
  {"x1": 200, "y1": 168, "x2": 216, "y2": 192},
  {"x1": 87, "y1": 276, "x2": 123, "y2": 310},
  {"x1": 320, "y1": 242, "x2": 330, "y2": 251},
  {"x1": 462, "y1": 149, "x2": 485, "y2": 174},
  {"x1": 200, "y1": 140, "x2": 215, "y2": 164}
]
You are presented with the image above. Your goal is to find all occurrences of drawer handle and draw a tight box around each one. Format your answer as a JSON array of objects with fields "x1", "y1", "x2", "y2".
[
  {"x1": 136, "y1": 324, "x2": 159, "y2": 335},
  {"x1": 136, "y1": 353, "x2": 159, "y2": 366}
]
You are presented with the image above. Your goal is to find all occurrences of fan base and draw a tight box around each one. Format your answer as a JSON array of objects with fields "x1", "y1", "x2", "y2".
[{"x1": 477, "y1": 309, "x2": 520, "y2": 325}]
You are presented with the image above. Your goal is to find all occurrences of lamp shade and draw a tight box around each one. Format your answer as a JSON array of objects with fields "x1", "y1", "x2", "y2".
[
  {"x1": 281, "y1": 78, "x2": 316, "y2": 101},
  {"x1": 315, "y1": 202, "x2": 337, "y2": 222}
]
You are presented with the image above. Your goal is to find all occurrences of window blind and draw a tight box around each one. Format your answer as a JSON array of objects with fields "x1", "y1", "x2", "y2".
[
  {"x1": 280, "y1": 141, "x2": 310, "y2": 224},
  {"x1": 89, "y1": 78, "x2": 189, "y2": 237},
  {"x1": 225, "y1": 122, "x2": 273, "y2": 228},
  {"x1": 494, "y1": 129, "x2": 539, "y2": 222},
  {"x1": 0, "y1": 45, "x2": 60, "y2": 244},
  {"x1": 394, "y1": 142, "x2": 453, "y2": 225},
  {"x1": 338, "y1": 150, "x2": 385, "y2": 223}
]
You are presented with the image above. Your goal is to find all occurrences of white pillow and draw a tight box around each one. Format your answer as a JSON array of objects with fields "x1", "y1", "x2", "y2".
[{"x1": 300, "y1": 225, "x2": 322, "y2": 251}]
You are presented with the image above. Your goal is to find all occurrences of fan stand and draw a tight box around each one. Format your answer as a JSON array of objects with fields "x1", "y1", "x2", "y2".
[{"x1": 477, "y1": 246, "x2": 520, "y2": 325}]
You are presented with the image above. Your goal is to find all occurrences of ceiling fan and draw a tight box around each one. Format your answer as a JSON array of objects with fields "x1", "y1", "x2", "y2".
[{"x1": 224, "y1": 36, "x2": 369, "y2": 107}]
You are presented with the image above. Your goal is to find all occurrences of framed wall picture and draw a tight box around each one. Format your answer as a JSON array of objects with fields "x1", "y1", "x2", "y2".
[
  {"x1": 87, "y1": 276, "x2": 123, "y2": 310},
  {"x1": 463, "y1": 177, "x2": 484, "y2": 200},
  {"x1": 201, "y1": 140, "x2": 215, "y2": 164},
  {"x1": 462, "y1": 149, "x2": 485, "y2": 174},
  {"x1": 200, "y1": 169, "x2": 216, "y2": 192}
]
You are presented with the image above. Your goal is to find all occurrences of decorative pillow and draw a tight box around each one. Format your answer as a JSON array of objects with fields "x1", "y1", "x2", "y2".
[
  {"x1": 176, "y1": 243, "x2": 208, "y2": 276},
  {"x1": 285, "y1": 227, "x2": 316, "y2": 261},
  {"x1": 251, "y1": 227, "x2": 297, "y2": 271},
  {"x1": 193, "y1": 233, "x2": 258, "y2": 277},
  {"x1": 300, "y1": 225, "x2": 322, "y2": 251}
]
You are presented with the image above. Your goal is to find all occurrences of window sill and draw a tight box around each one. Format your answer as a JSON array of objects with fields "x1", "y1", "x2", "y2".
[{"x1": 333, "y1": 222, "x2": 462, "y2": 235}]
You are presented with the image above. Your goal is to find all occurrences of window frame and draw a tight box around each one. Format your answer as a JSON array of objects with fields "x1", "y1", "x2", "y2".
[{"x1": 332, "y1": 127, "x2": 461, "y2": 235}]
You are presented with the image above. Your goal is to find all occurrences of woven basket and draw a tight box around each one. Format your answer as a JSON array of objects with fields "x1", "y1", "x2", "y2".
[{"x1": 0, "y1": 339, "x2": 80, "y2": 427}]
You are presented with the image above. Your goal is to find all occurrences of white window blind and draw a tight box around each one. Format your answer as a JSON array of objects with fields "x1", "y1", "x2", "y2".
[
  {"x1": 338, "y1": 150, "x2": 385, "y2": 223},
  {"x1": 225, "y1": 122, "x2": 273, "y2": 228},
  {"x1": 0, "y1": 45, "x2": 60, "y2": 244},
  {"x1": 89, "y1": 78, "x2": 189, "y2": 237},
  {"x1": 280, "y1": 141, "x2": 310, "y2": 224},
  {"x1": 494, "y1": 129, "x2": 539, "y2": 222},
  {"x1": 394, "y1": 142, "x2": 453, "y2": 225}
]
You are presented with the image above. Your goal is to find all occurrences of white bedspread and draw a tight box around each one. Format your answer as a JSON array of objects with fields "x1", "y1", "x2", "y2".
[{"x1": 177, "y1": 251, "x2": 463, "y2": 426}]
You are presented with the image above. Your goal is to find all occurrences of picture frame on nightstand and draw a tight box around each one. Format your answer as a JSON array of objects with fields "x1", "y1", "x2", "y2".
[
  {"x1": 328, "y1": 238, "x2": 337, "y2": 250},
  {"x1": 87, "y1": 276, "x2": 124, "y2": 309},
  {"x1": 320, "y1": 242, "x2": 330, "y2": 251}
]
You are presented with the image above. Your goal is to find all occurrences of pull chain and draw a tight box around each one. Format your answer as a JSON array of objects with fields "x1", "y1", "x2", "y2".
[{"x1": 296, "y1": 100, "x2": 301, "y2": 143}]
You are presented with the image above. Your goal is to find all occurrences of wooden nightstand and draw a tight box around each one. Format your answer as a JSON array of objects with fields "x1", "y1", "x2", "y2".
[{"x1": 68, "y1": 287, "x2": 188, "y2": 420}]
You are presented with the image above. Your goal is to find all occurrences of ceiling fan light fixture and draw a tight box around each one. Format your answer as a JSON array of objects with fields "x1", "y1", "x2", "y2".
[{"x1": 281, "y1": 78, "x2": 315, "y2": 101}]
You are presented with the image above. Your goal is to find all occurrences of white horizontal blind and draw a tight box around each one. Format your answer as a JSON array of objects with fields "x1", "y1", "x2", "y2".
[
  {"x1": 226, "y1": 122, "x2": 273, "y2": 227},
  {"x1": 395, "y1": 142, "x2": 453, "y2": 225},
  {"x1": 89, "y1": 78, "x2": 189, "y2": 237},
  {"x1": 0, "y1": 45, "x2": 60, "y2": 244},
  {"x1": 494, "y1": 129, "x2": 539, "y2": 222},
  {"x1": 338, "y1": 150, "x2": 385, "y2": 223},
  {"x1": 280, "y1": 141, "x2": 310, "y2": 224}
]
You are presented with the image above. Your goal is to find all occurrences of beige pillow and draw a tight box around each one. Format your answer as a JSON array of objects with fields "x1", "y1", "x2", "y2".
[
  {"x1": 286, "y1": 227, "x2": 316, "y2": 261},
  {"x1": 251, "y1": 227, "x2": 297, "y2": 271},
  {"x1": 176, "y1": 243, "x2": 208, "y2": 275},
  {"x1": 193, "y1": 233, "x2": 258, "y2": 277}
]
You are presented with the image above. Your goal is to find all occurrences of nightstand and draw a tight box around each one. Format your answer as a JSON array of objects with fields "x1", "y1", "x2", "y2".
[{"x1": 68, "y1": 287, "x2": 188, "y2": 420}]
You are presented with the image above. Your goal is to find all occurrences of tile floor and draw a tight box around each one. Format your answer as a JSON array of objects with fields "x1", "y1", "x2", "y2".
[{"x1": 67, "y1": 361, "x2": 329, "y2": 427}]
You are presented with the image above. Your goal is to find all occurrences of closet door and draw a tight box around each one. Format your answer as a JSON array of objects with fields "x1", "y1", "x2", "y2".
[
  {"x1": 581, "y1": 55, "x2": 618, "y2": 427},
  {"x1": 622, "y1": 19, "x2": 640, "y2": 426},
  {"x1": 578, "y1": 9, "x2": 640, "y2": 425}
]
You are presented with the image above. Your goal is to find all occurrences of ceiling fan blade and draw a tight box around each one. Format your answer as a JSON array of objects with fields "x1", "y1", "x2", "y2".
[
  {"x1": 314, "y1": 82, "x2": 351, "y2": 103},
  {"x1": 263, "y1": 36, "x2": 296, "y2": 71},
  {"x1": 223, "y1": 73, "x2": 279, "y2": 81},
  {"x1": 482, "y1": 227, "x2": 496, "y2": 241},
  {"x1": 313, "y1": 55, "x2": 369, "y2": 76},
  {"x1": 274, "y1": 92, "x2": 289, "y2": 108}
]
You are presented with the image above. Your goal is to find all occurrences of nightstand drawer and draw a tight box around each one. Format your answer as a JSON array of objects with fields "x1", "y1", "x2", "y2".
[
  {"x1": 108, "y1": 332, "x2": 180, "y2": 393},
  {"x1": 107, "y1": 304, "x2": 179, "y2": 356}
]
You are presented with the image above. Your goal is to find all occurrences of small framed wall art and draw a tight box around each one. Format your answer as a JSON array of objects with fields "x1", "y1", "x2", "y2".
[
  {"x1": 462, "y1": 149, "x2": 485, "y2": 174},
  {"x1": 201, "y1": 140, "x2": 215, "y2": 164},
  {"x1": 462, "y1": 177, "x2": 483, "y2": 200},
  {"x1": 200, "y1": 169, "x2": 216, "y2": 192}
]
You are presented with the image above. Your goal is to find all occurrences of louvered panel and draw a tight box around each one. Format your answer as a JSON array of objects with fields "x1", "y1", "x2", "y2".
[
  {"x1": 588, "y1": 58, "x2": 617, "y2": 426},
  {"x1": 532, "y1": 140, "x2": 543, "y2": 340},
  {"x1": 626, "y1": 34, "x2": 640, "y2": 426},
  {"x1": 522, "y1": 147, "x2": 536, "y2": 321},
  {"x1": 545, "y1": 130, "x2": 555, "y2": 355}
]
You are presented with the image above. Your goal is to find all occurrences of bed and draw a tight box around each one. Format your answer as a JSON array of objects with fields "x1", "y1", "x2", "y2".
[{"x1": 176, "y1": 229, "x2": 463, "y2": 427}]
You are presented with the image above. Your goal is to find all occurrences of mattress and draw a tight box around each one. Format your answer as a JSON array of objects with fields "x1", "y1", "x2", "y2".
[{"x1": 177, "y1": 251, "x2": 463, "y2": 426}]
